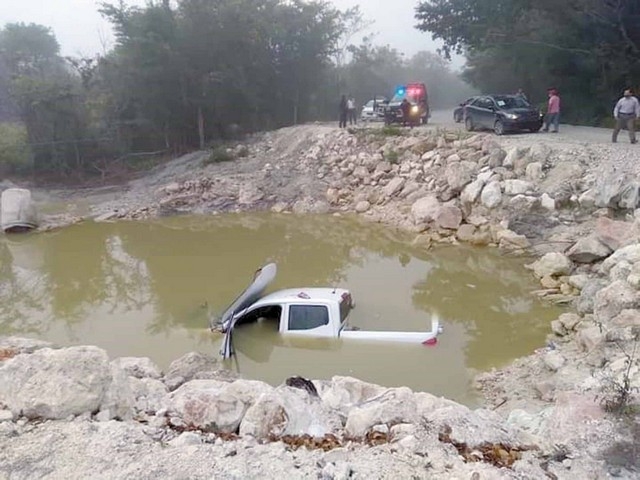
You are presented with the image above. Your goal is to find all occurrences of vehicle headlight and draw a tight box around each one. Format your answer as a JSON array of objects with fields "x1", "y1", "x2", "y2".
[
  {"x1": 506, "y1": 113, "x2": 518, "y2": 120},
  {"x1": 411, "y1": 105, "x2": 419, "y2": 113}
]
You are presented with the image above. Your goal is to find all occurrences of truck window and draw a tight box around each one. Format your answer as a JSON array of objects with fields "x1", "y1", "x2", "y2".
[
  {"x1": 236, "y1": 305, "x2": 282, "y2": 327},
  {"x1": 288, "y1": 305, "x2": 329, "y2": 331}
]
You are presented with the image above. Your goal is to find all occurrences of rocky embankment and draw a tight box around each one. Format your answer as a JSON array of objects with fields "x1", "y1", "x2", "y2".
[{"x1": 2, "y1": 124, "x2": 640, "y2": 478}]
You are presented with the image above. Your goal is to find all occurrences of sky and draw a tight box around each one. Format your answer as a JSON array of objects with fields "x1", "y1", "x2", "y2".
[{"x1": 0, "y1": 0, "x2": 463, "y2": 67}]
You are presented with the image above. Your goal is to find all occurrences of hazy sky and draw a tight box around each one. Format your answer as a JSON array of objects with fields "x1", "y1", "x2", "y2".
[{"x1": 0, "y1": 0, "x2": 460, "y2": 65}]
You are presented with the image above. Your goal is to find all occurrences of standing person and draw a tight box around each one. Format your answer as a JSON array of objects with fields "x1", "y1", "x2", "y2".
[
  {"x1": 400, "y1": 98, "x2": 411, "y2": 127},
  {"x1": 612, "y1": 88, "x2": 640, "y2": 144},
  {"x1": 347, "y1": 95, "x2": 356, "y2": 125},
  {"x1": 516, "y1": 88, "x2": 528, "y2": 103},
  {"x1": 339, "y1": 95, "x2": 348, "y2": 128},
  {"x1": 543, "y1": 88, "x2": 561, "y2": 133}
]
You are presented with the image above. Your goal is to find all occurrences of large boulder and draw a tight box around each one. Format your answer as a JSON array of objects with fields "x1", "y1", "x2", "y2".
[
  {"x1": 444, "y1": 162, "x2": 473, "y2": 193},
  {"x1": 129, "y1": 377, "x2": 170, "y2": 414},
  {"x1": 527, "y1": 252, "x2": 573, "y2": 278},
  {"x1": 435, "y1": 205, "x2": 463, "y2": 230},
  {"x1": 460, "y1": 179, "x2": 484, "y2": 205},
  {"x1": 383, "y1": 177, "x2": 406, "y2": 197},
  {"x1": 0, "y1": 346, "x2": 112, "y2": 419},
  {"x1": 594, "y1": 171, "x2": 640, "y2": 209},
  {"x1": 601, "y1": 244, "x2": 640, "y2": 276},
  {"x1": 240, "y1": 386, "x2": 341, "y2": 439},
  {"x1": 410, "y1": 195, "x2": 440, "y2": 225},
  {"x1": 593, "y1": 280, "x2": 640, "y2": 323},
  {"x1": 99, "y1": 363, "x2": 135, "y2": 420},
  {"x1": 318, "y1": 376, "x2": 385, "y2": 417},
  {"x1": 566, "y1": 236, "x2": 613, "y2": 264},
  {"x1": 167, "y1": 379, "x2": 273, "y2": 433},
  {"x1": 345, "y1": 387, "x2": 417, "y2": 437},
  {"x1": 576, "y1": 279, "x2": 608, "y2": 315},
  {"x1": 595, "y1": 217, "x2": 640, "y2": 251},
  {"x1": 163, "y1": 352, "x2": 221, "y2": 391},
  {"x1": 480, "y1": 181, "x2": 502, "y2": 209}
]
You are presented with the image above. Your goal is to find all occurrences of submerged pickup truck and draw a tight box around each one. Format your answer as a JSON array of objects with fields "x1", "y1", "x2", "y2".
[{"x1": 211, "y1": 263, "x2": 442, "y2": 359}]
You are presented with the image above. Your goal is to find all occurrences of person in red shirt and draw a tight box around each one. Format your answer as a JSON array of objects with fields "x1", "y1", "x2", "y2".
[{"x1": 543, "y1": 88, "x2": 561, "y2": 133}]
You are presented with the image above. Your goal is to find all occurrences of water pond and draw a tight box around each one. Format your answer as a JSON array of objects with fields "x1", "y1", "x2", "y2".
[{"x1": 0, "y1": 213, "x2": 564, "y2": 405}]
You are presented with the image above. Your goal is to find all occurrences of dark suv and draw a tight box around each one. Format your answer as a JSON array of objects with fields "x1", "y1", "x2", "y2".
[{"x1": 463, "y1": 94, "x2": 543, "y2": 135}]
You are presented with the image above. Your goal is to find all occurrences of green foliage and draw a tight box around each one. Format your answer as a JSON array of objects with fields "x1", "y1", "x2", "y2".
[
  {"x1": 0, "y1": 122, "x2": 31, "y2": 172},
  {"x1": 416, "y1": 0, "x2": 640, "y2": 124},
  {"x1": 597, "y1": 339, "x2": 639, "y2": 415},
  {"x1": 380, "y1": 125, "x2": 404, "y2": 137},
  {"x1": 203, "y1": 147, "x2": 234, "y2": 165},
  {"x1": 385, "y1": 149, "x2": 399, "y2": 164}
]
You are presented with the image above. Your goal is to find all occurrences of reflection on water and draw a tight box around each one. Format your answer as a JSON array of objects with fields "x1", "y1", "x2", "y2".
[{"x1": 0, "y1": 213, "x2": 564, "y2": 405}]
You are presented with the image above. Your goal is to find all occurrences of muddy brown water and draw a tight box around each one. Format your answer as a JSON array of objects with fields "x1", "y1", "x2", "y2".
[{"x1": 0, "y1": 213, "x2": 563, "y2": 405}]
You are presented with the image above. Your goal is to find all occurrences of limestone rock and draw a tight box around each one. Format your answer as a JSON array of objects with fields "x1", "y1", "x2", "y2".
[
  {"x1": 167, "y1": 379, "x2": 272, "y2": 433},
  {"x1": 383, "y1": 177, "x2": 405, "y2": 198},
  {"x1": 345, "y1": 387, "x2": 417, "y2": 437},
  {"x1": 456, "y1": 224, "x2": 476, "y2": 242},
  {"x1": 503, "y1": 180, "x2": 533, "y2": 196},
  {"x1": 540, "y1": 193, "x2": 556, "y2": 211},
  {"x1": 601, "y1": 244, "x2": 640, "y2": 275},
  {"x1": 240, "y1": 386, "x2": 341, "y2": 439},
  {"x1": 480, "y1": 182, "x2": 502, "y2": 209},
  {"x1": 543, "y1": 351, "x2": 566, "y2": 371},
  {"x1": 163, "y1": 352, "x2": 221, "y2": 391},
  {"x1": 112, "y1": 357, "x2": 162, "y2": 380},
  {"x1": 99, "y1": 363, "x2": 135, "y2": 420},
  {"x1": 576, "y1": 279, "x2": 608, "y2": 315},
  {"x1": 497, "y1": 229, "x2": 530, "y2": 250},
  {"x1": 566, "y1": 236, "x2": 613, "y2": 264},
  {"x1": 444, "y1": 162, "x2": 473, "y2": 193},
  {"x1": 460, "y1": 179, "x2": 484, "y2": 205},
  {"x1": 576, "y1": 327, "x2": 604, "y2": 352},
  {"x1": 0, "y1": 346, "x2": 111, "y2": 420},
  {"x1": 129, "y1": 377, "x2": 170, "y2": 414},
  {"x1": 593, "y1": 280, "x2": 640, "y2": 323},
  {"x1": 354, "y1": 201, "x2": 370, "y2": 213},
  {"x1": 410, "y1": 195, "x2": 440, "y2": 225},
  {"x1": 435, "y1": 206, "x2": 463, "y2": 230},
  {"x1": 558, "y1": 313, "x2": 581, "y2": 331},
  {"x1": 528, "y1": 252, "x2": 573, "y2": 278},
  {"x1": 595, "y1": 217, "x2": 639, "y2": 251},
  {"x1": 319, "y1": 376, "x2": 385, "y2": 417},
  {"x1": 525, "y1": 162, "x2": 543, "y2": 182}
]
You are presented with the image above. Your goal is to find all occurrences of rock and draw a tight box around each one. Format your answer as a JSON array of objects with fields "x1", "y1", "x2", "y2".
[
  {"x1": 0, "y1": 410, "x2": 15, "y2": 422},
  {"x1": 352, "y1": 166, "x2": 369, "y2": 179},
  {"x1": 576, "y1": 279, "x2": 608, "y2": 315},
  {"x1": 503, "y1": 147, "x2": 523, "y2": 169},
  {"x1": 508, "y1": 195, "x2": 537, "y2": 212},
  {"x1": 130, "y1": 377, "x2": 169, "y2": 414},
  {"x1": 543, "y1": 351, "x2": 566, "y2": 371},
  {"x1": 460, "y1": 179, "x2": 485, "y2": 205},
  {"x1": 527, "y1": 252, "x2": 573, "y2": 278},
  {"x1": 163, "y1": 352, "x2": 221, "y2": 391},
  {"x1": 567, "y1": 274, "x2": 590, "y2": 290},
  {"x1": 503, "y1": 180, "x2": 533, "y2": 196},
  {"x1": 410, "y1": 195, "x2": 440, "y2": 225},
  {"x1": 238, "y1": 183, "x2": 263, "y2": 205},
  {"x1": 112, "y1": 357, "x2": 162, "y2": 380},
  {"x1": 435, "y1": 206, "x2": 463, "y2": 230},
  {"x1": 593, "y1": 280, "x2": 640, "y2": 323},
  {"x1": 383, "y1": 178, "x2": 406, "y2": 198},
  {"x1": 595, "y1": 217, "x2": 639, "y2": 251},
  {"x1": 456, "y1": 224, "x2": 476, "y2": 242},
  {"x1": 444, "y1": 163, "x2": 473, "y2": 192},
  {"x1": 551, "y1": 320, "x2": 567, "y2": 336},
  {"x1": 240, "y1": 386, "x2": 341, "y2": 439},
  {"x1": 345, "y1": 387, "x2": 417, "y2": 437},
  {"x1": 525, "y1": 162, "x2": 543, "y2": 182},
  {"x1": 611, "y1": 309, "x2": 640, "y2": 328},
  {"x1": 354, "y1": 201, "x2": 370, "y2": 213},
  {"x1": 601, "y1": 244, "x2": 640, "y2": 275},
  {"x1": 566, "y1": 236, "x2": 613, "y2": 264},
  {"x1": 99, "y1": 363, "x2": 135, "y2": 420},
  {"x1": 480, "y1": 182, "x2": 502, "y2": 209},
  {"x1": 558, "y1": 313, "x2": 581, "y2": 331},
  {"x1": 577, "y1": 326, "x2": 604, "y2": 351},
  {"x1": 0, "y1": 337, "x2": 52, "y2": 354},
  {"x1": 594, "y1": 172, "x2": 639, "y2": 209},
  {"x1": 540, "y1": 275, "x2": 560, "y2": 289},
  {"x1": 528, "y1": 143, "x2": 551, "y2": 164},
  {"x1": 319, "y1": 376, "x2": 385, "y2": 417},
  {"x1": 0, "y1": 346, "x2": 111, "y2": 420},
  {"x1": 540, "y1": 193, "x2": 556, "y2": 211},
  {"x1": 497, "y1": 229, "x2": 530, "y2": 250},
  {"x1": 167, "y1": 379, "x2": 272, "y2": 433},
  {"x1": 579, "y1": 189, "x2": 597, "y2": 209},
  {"x1": 169, "y1": 432, "x2": 202, "y2": 447}
]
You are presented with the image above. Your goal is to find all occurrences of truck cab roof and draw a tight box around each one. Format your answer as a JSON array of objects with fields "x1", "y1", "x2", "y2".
[{"x1": 247, "y1": 287, "x2": 350, "y2": 310}]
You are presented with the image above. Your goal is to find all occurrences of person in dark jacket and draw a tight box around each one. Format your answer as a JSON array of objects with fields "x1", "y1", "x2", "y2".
[
  {"x1": 339, "y1": 95, "x2": 348, "y2": 128},
  {"x1": 400, "y1": 98, "x2": 411, "y2": 127}
]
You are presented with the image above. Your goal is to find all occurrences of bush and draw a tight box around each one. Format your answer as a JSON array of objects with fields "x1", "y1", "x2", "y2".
[
  {"x1": 203, "y1": 147, "x2": 234, "y2": 165},
  {"x1": 0, "y1": 122, "x2": 32, "y2": 173},
  {"x1": 380, "y1": 125, "x2": 404, "y2": 137},
  {"x1": 385, "y1": 149, "x2": 399, "y2": 164}
]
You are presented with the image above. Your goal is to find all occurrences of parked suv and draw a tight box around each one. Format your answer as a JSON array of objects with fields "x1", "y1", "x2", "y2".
[{"x1": 464, "y1": 94, "x2": 543, "y2": 135}]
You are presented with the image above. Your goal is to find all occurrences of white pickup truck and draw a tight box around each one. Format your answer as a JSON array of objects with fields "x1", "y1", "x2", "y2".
[{"x1": 212, "y1": 263, "x2": 442, "y2": 359}]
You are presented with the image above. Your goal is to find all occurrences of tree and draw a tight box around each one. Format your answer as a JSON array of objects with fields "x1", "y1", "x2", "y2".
[{"x1": 415, "y1": 0, "x2": 640, "y2": 123}]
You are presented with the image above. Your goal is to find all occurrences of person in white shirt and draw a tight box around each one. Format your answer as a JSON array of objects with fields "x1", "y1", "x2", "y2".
[
  {"x1": 612, "y1": 88, "x2": 640, "y2": 144},
  {"x1": 347, "y1": 96, "x2": 357, "y2": 125}
]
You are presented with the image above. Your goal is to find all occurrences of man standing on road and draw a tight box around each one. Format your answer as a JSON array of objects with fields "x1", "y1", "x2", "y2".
[
  {"x1": 543, "y1": 88, "x2": 561, "y2": 133},
  {"x1": 339, "y1": 95, "x2": 348, "y2": 128},
  {"x1": 612, "y1": 88, "x2": 640, "y2": 144},
  {"x1": 347, "y1": 95, "x2": 357, "y2": 125}
]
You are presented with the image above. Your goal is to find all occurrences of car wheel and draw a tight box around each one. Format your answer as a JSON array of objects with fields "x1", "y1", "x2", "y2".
[
  {"x1": 465, "y1": 116, "x2": 474, "y2": 131},
  {"x1": 454, "y1": 112, "x2": 461, "y2": 123},
  {"x1": 494, "y1": 119, "x2": 505, "y2": 135}
]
